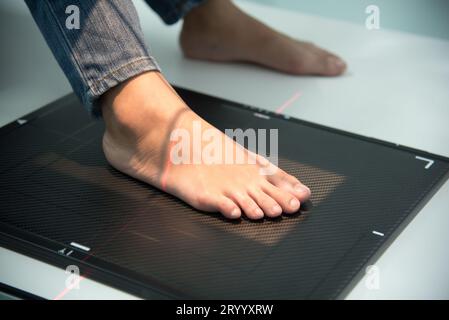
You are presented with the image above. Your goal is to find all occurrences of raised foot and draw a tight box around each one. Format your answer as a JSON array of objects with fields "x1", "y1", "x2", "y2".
[{"x1": 180, "y1": 0, "x2": 346, "y2": 76}]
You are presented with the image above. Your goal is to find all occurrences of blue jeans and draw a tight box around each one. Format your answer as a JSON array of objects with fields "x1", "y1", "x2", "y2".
[{"x1": 25, "y1": 0, "x2": 204, "y2": 116}]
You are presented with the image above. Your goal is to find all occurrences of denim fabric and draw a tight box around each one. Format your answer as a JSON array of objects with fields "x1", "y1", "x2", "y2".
[
  {"x1": 144, "y1": 0, "x2": 204, "y2": 25},
  {"x1": 25, "y1": 0, "x2": 204, "y2": 117}
]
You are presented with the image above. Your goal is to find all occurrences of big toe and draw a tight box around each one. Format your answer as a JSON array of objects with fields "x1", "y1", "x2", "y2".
[
  {"x1": 289, "y1": 42, "x2": 346, "y2": 76},
  {"x1": 324, "y1": 55, "x2": 346, "y2": 76},
  {"x1": 267, "y1": 170, "x2": 311, "y2": 202}
]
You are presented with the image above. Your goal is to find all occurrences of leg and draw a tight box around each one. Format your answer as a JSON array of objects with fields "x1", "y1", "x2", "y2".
[
  {"x1": 25, "y1": 0, "x2": 160, "y2": 115},
  {"x1": 180, "y1": 0, "x2": 346, "y2": 76}
]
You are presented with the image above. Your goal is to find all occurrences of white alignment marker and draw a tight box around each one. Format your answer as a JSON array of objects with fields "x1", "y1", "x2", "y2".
[
  {"x1": 415, "y1": 156, "x2": 434, "y2": 169},
  {"x1": 17, "y1": 119, "x2": 27, "y2": 125},
  {"x1": 372, "y1": 231, "x2": 384, "y2": 237},
  {"x1": 253, "y1": 112, "x2": 270, "y2": 120},
  {"x1": 70, "y1": 242, "x2": 91, "y2": 252}
]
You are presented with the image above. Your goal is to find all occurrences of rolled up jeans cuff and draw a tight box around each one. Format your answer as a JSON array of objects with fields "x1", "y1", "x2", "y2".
[
  {"x1": 144, "y1": 0, "x2": 205, "y2": 25},
  {"x1": 87, "y1": 56, "x2": 160, "y2": 117},
  {"x1": 25, "y1": 0, "x2": 161, "y2": 118}
]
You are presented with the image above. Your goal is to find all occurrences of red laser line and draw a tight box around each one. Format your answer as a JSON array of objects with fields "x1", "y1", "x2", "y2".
[
  {"x1": 275, "y1": 91, "x2": 302, "y2": 114},
  {"x1": 52, "y1": 205, "x2": 146, "y2": 299},
  {"x1": 53, "y1": 275, "x2": 87, "y2": 300},
  {"x1": 161, "y1": 140, "x2": 176, "y2": 191}
]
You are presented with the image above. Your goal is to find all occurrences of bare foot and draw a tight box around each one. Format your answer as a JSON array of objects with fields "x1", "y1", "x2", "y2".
[
  {"x1": 101, "y1": 71, "x2": 311, "y2": 220},
  {"x1": 180, "y1": 0, "x2": 346, "y2": 76}
]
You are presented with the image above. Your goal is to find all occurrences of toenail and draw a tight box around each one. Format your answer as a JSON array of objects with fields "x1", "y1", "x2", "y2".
[
  {"x1": 295, "y1": 184, "x2": 310, "y2": 194},
  {"x1": 289, "y1": 198, "x2": 300, "y2": 208},
  {"x1": 231, "y1": 208, "x2": 241, "y2": 218},
  {"x1": 254, "y1": 208, "x2": 264, "y2": 218},
  {"x1": 272, "y1": 204, "x2": 282, "y2": 214},
  {"x1": 330, "y1": 56, "x2": 345, "y2": 69}
]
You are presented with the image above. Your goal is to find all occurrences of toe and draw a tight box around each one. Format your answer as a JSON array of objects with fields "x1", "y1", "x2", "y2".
[
  {"x1": 308, "y1": 43, "x2": 347, "y2": 76},
  {"x1": 267, "y1": 170, "x2": 311, "y2": 202},
  {"x1": 248, "y1": 188, "x2": 283, "y2": 218},
  {"x1": 293, "y1": 42, "x2": 346, "y2": 76},
  {"x1": 193, "y1": 191, "x2": 241, "y2": 219},
  {"x1": 216, "y1": 196, "x2": 241, "y2": 219},
  {"x1": 308, "y1": 53, "x2": 345, "y2": 76},
  {"x1": 262, "y1": 182, "x2": 301, "y2": 214},
  {"x1": 231, "y1": 192, "x2": 265, "y2": 220},
  {"x1": 324, "y1": 55, "x2": 346, "y2": 76}
]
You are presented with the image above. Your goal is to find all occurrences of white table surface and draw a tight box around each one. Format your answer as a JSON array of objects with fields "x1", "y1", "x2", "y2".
[{"x1": 1, "y1": 0, "x2": 448, "y2": 299}]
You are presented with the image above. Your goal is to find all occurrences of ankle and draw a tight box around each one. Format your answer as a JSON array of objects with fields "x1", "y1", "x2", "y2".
[
  {"x1": 100, "y1": 72, "x2": 186, "y2": 142},
  {"x1": 180, "y1": 0, "x2": 270, "y2": 61}
]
